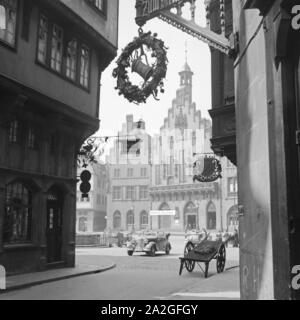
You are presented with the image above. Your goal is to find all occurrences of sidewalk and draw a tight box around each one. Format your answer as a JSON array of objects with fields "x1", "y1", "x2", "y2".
[
  {"x1": 1, "y1": 257, "x2": 115, "y2": 293},
  {"x1": 170, "y1": 265, "x2": 240, "y2": 300}
]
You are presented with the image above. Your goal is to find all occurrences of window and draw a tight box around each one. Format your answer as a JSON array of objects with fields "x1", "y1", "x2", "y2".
[
  {"x1": 36, "y1": 14, "x2": 90, "y2": 89},
  {"x1": 140, "y1": 211, "x2": 148, "y2": 228},
  {"x1": 126, "y1": 186, "x2": 135, "y2": 200},
  {"x1": 65, "y1": 39, "x2": 77, "y2": 81},
  {"x1": 27, "y1": 127, "x2": 37, "y2": 149},
  {"x1": 127, "y1": 168, "x2": 134, "y2": 177},
  {"x1": 127, "y1": 211, "x2": 134, "y2": 229},
  {"x1": 141, "y1": 168, "x2": 147, "y2": 177},
  {"x1": 86, "y1": 0, "x2": 107, "y2": 16},
  {"x1": 0, "y1": 0, "x2": 17, "y2": 46},
  {"x1": 37, "y1": 15, "x2": 48, "y2": 64},
  {"x1": 4, "y1": 182, "x2": 32, "y2": 244},
  {"x1": 114, "y1": 169, "x2": 120, "y2": 178},
  {"x1": 50, "y1": 24, "x2": 63, "y2": 72},
  {"x1": 228, "y1": 177, "x2": 238, "y2": 195},
  {"x1": 8, "y1": 119, "x2": 21, "y2": 144},
  {"x1": 79, "y1": 45, "x2": 90, "y2": 88},
  {"x1": 112, "y1": 186, "x2": 122, "y2": 200},
  {"x1": 155, "y1": 165, "x2": 161, "y2": 185},
  {"x1": 78, "y1": 217, "x2": 88, "y2": 232},
  {"x1": 139, "y1": 186, "x2": 148, "y2": 200}
]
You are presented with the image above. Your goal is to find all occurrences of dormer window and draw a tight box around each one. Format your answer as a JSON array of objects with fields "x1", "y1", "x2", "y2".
[{"x1": 86, "y1": 0, "x2": 107, "y2": 17}]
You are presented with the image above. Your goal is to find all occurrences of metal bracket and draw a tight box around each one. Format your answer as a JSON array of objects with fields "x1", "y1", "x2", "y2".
[{"x1": 159, "y1": 10, "x2": 232, "y2": 55}]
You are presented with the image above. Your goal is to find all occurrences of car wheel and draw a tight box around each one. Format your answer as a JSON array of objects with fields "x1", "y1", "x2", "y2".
[
  {"x1": 127, "y1": 251, "x2": 133, "y2": 256},
  {"x1": 165, "y1": 244, "x2": 171, "y2": 255},
  {"x1": 150, "y1": 245, "x2": 156, "y2": 257}
]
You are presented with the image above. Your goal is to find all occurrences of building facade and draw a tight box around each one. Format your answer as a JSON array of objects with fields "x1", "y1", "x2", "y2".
[
  {"x1": 106, "y1": 115, "x2": 152, "y2": 232},
  {"x1": 149, "y1": 62, "x2": 238, "y2": 232},
  {"x1": 0, "y1": 0, "x2": 118, "y2": 274},
  {"x1": 207, "y1": 0, "x2": 300, "y2": 300},
  {"x1": 76, "y1": 163, "x2": 108, "y2": 236}
]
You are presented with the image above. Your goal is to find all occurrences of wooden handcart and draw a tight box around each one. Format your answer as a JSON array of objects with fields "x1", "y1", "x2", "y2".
[{"x1": 179, "y1": 240, "x2": 226, "y2": 278}]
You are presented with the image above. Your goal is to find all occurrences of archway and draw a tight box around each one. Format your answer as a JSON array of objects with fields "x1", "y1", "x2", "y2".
[
  {"x1": 184, "y1": 202, "x2": 197, "y2": 230},
  {"x1": 206, "y1": 202, "x2": 216, "y2": 230},
  {"x1": 113, "y1": 211, "x2": 121, "y2": 230},
  {"x1": 46, "y1": 186, "x2": 64, "y2": 263}
]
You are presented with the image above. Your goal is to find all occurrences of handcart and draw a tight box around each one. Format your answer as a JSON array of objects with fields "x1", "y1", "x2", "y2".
[{"x1": 179, "y1": 240, "x2": 226, "y2": 278}]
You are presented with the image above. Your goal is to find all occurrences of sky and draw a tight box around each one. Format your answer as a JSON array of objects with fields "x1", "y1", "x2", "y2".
[{"x1": 99, "y1": 0, "x2": 212, "y2": 140}]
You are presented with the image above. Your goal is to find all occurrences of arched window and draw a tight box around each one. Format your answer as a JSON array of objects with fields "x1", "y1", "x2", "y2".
[
  {"x1": 113, "y1": 211, "x2": 121, "y2": 229},
  {"x1": 207, "y1": 202, "x2": 216, "y2": 230},
  {"x1": 127, "y1": 211, "x2": 134, "y2": 230},
  {"x1": 140, "y1": 211, "x2": 148, "y2": 229},
  {"x1": 78, "y1": 217, "x2": 88, "y2": 232},
  {"x1": 4, "y1": 182, "x2": 32, "y2": 244}
]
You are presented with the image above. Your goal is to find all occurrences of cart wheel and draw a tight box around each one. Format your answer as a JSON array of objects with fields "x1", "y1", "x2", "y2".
[
  {"x1": 184, "y1": 241, "x2": 195, "y2": 272},
  {"x1": 127, "y1": 251, "x2": 133, "y2": 256},
  {"x1": 216, "y1": 244, "x2": 226, "y2": 273}
]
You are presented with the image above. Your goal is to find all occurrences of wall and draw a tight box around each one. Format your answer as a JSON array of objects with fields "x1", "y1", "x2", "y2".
[{"x1": 232, "y1": 0, "x2": 291, "y2": 299}]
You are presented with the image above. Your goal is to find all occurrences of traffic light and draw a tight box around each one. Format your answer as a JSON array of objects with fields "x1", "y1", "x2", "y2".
[{"x1": 80, "y1": 170, "x2": 91, "y2": 198}]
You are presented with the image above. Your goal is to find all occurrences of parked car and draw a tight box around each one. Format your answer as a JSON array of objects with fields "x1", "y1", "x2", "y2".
[{"x1": 127, "y1": 231, "x2": 171, "y2": 256}]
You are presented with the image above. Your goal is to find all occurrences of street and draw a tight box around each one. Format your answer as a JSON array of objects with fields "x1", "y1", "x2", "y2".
[{"x1": 0, "y1": 236, "x2": 240, "y2": 300}]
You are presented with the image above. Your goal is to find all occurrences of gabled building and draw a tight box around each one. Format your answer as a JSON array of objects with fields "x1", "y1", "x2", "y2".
[
  {"x1": 0, "y1": 0, "x2": 118, "y2": 274},
  {"x1": 150, "y1": 61, "x2": 237, "y2": 232},
  {"x1": 106, "y1": 115, "x2": 152, "y2": 232}
]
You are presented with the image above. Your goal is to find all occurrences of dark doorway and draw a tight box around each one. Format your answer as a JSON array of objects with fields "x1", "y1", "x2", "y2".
[
  {"x1": 46, "y1": 188, "x2": 63, "y2": 264},
  {"x1": 187, "y1": 215, "x2": 196, "y2": 230}
]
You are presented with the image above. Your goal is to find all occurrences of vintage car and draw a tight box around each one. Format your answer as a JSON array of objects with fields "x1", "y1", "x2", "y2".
[{"x1": 127, "y1": 231, "x2": 171, "y2": 256}]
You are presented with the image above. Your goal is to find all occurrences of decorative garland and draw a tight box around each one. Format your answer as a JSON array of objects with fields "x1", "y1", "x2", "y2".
[
  {"x1": 112, "y1": 30, "x2": 168, "y2": 104},
  {"x1": 193, "y1": 157, "x2": 222, "y2": 183}
]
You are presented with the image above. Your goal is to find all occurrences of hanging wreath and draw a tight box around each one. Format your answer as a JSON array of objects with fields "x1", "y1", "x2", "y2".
[
  {"x1": 112, "y1": 30, "x2": 168, "y2": 104},
  {"x1": 193, "y1": 156, "x2": 222, "y2": 183}
]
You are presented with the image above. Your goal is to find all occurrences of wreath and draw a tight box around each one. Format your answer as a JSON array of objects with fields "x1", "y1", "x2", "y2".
[
  {"x1": 112, "y1": 30, "x2": 168, "y2": 104},
  {"x1": 193, "y1": 157, "x2": 222, "y2": 183}
]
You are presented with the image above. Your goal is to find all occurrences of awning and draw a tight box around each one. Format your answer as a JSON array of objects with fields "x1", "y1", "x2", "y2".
[{"x1": 149, "y1": 210, "x2": 176, "y2": 216}]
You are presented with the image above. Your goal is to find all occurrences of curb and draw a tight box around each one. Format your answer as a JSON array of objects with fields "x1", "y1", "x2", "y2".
[{"x1": 0, "y1": 263, "x2": 116, "y2": 294}]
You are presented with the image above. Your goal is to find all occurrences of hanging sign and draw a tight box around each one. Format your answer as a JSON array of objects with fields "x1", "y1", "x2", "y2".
[
  {"x1": 193, "y1": 156, "x2": 222, "y2": 183},
  {"x1": 135, "y1": 0, "x2": 191, "y2": 26}
]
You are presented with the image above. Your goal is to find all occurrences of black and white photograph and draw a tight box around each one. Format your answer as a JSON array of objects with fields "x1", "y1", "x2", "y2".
[{"x1": 0, "y1": 0, "x2": 300, "y2": 306}]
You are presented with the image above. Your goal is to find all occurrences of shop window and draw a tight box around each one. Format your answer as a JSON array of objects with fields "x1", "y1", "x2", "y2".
[{"x1": 4, "y1": 182, "x2": 32, "y2": 244}]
